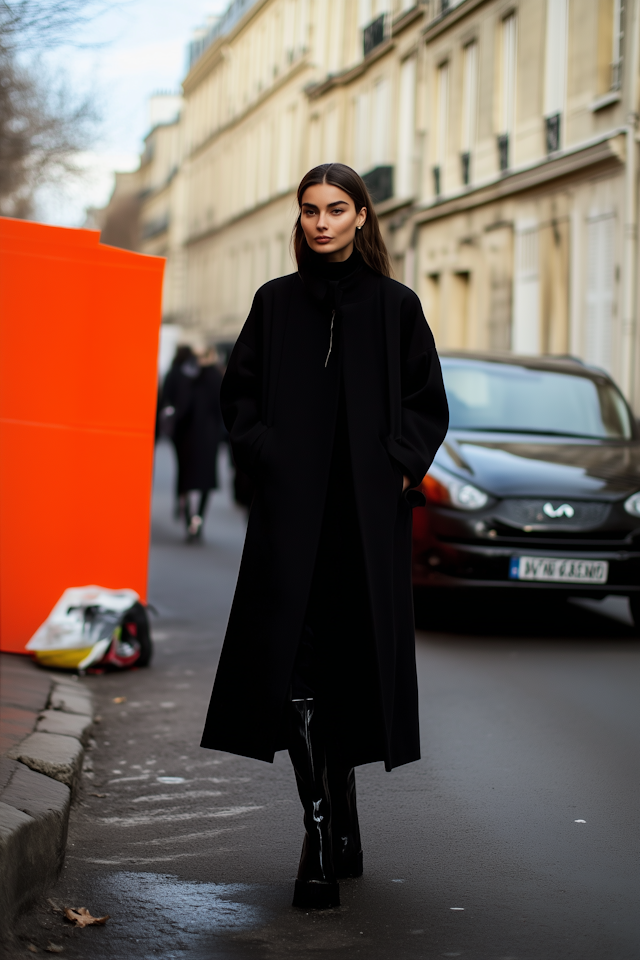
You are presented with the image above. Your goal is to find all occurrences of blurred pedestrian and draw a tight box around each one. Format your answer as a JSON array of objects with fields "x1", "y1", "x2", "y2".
[
  {"x1": 201, "y1": 164, "x2": 449, "y2": 907},
  {"x1": 160, "y1": 344, "x2": 223, "y2": 542}
]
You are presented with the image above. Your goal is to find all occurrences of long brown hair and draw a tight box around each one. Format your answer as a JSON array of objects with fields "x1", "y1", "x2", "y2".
[{"x1": 292, "y1": 163, "x2": 392, "y2": 277}]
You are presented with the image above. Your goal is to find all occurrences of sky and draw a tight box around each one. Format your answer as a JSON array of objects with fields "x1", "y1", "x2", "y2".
[{"x1": 36, "y1": 0, "x2": 229, "y2": 226}]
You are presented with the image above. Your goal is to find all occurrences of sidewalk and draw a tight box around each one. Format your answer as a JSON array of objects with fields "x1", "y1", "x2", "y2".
[{"x1": 0, "y1": 653, "x2": 94, "y2": 943}]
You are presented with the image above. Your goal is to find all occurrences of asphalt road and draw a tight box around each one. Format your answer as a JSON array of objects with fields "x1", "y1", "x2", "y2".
[{"x1": 13, "y1": 440, "x2": 640, "y2": 960}]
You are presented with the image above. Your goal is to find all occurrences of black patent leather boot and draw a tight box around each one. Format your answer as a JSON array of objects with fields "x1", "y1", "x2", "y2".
[
  {"x1": 327, "y1": 762, "x2": 363, "y2": 878},
  {"x1": 289, "y1": 698, "x2": 340, "y2": 909}
]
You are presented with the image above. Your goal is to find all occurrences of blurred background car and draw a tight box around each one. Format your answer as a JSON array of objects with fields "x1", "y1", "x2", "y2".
[{"x1": 412, "y1": 353, "x2": 640, "y2": 631}]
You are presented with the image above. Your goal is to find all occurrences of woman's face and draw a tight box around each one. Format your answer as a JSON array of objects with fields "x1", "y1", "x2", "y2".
[{"x1": 300, "y1": 182, "x2": 367, "y2": 262}]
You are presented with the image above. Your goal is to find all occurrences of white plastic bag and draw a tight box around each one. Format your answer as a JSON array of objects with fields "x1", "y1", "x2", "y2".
[{"x1": 27, "y1": 586, "x2": 140, "y2": 671}]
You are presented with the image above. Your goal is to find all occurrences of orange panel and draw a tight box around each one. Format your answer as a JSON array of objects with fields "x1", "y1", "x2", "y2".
[{"x1": 0, "y1": 217, "x2": 165, "y2": 653}]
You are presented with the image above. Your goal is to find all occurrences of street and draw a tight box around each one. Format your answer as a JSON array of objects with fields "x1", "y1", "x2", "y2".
[{"x1": 14, "y1": 440, "x2": 640, "y2": 960}]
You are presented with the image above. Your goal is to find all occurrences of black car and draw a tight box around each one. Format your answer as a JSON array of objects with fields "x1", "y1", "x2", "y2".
[{"x1": 412, "y1": 353, "x2": 640, "y2": 629}]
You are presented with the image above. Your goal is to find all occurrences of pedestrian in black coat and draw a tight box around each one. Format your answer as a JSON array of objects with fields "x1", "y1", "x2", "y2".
[
  {"x1": 161, "y1": 346, "x2": 224, "y2": 541},
  {"x1": 201, "y1": 164, "x2": 449, "y2": 908}
]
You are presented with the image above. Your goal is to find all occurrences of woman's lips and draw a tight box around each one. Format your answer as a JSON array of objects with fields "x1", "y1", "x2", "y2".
[{"x1": 314, "y1": 237, "x2": 332, "y2": 243}]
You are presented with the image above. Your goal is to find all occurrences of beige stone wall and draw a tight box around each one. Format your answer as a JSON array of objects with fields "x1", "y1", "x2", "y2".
[{"x1": 115, "y1": 0, "x2": 640, "y2": 406}]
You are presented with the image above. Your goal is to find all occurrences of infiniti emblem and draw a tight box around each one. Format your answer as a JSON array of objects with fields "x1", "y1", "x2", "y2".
[{"x1": 543, "y1": 502, "x2": 575, "y2": 518}]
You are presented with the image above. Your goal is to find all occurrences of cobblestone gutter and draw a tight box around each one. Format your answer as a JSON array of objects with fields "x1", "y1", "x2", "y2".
[{"x1": 0, "y1": 653, "x2": 94, "y2": 942}]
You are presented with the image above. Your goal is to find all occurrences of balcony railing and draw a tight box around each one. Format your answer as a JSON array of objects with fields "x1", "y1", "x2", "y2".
[
  {"x1": 460, "y1": 152, "x2": 471, "y2": 186},
  {"x1": 363, "y1": 14, "x2": 386, "y2": 58},
  {"x1": 362, "y1": 165, "x2": 394, "y2": 203},
  {"x1": 497, "y1": 133, "x2": 509, "y2": 172},
  {"x1": 141, "y1": 215, "x2": 170, "y2": 240},
  {"x1": 432, "y1": 165, "x2": 441, "y2": 197},
  {"x1": 545, "y1": 113, "x2": 561, "y2": 154}
]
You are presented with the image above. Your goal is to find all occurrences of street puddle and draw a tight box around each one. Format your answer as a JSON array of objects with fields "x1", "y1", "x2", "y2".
[{"x1": 96, "y1": 872, "x2": 264, "y2": 953}]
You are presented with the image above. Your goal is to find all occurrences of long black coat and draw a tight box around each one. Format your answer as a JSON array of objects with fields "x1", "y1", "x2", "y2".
[
  {"x1": 161, "y1": 362, "x2": 223, "y2": 493},
  {"x1": 201, "y1": 264, "x2": 448, "y2": 771}
]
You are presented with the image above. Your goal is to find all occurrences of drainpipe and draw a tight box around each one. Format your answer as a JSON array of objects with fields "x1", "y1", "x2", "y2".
[{"x1": 621, "y1": 0, "x2": 640, "y2": 406}]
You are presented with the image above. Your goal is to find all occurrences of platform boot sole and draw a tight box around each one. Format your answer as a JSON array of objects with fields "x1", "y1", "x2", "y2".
[
  {"x1": 335, "y1": 850, "x2": 363, "y2": 879},
  {"x1": 293, "y1": 879, "x2": 341, "y2": 909}
]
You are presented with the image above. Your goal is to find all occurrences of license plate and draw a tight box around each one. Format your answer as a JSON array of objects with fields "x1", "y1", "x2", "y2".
[{"x1": 509, "y1": 556, "x2": 609, "y2": 583}]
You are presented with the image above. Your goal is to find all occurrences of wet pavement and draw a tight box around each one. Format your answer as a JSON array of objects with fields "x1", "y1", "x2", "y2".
[{"x1": 10, "y1": 440, "x2": 640, "y2": 959}]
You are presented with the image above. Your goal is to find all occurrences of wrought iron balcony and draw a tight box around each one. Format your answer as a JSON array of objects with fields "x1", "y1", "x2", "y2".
[
  {"x1": 362, "y1": 165, "x2": 394, "y2": 203},
  {"x1": 363, "y1": 14, "x2": 386, "y2": 58}
]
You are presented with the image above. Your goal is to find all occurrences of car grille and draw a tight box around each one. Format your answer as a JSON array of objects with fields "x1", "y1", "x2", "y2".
[{"x1": 496, "y1": 499, "x2": 610, "y2": 530}]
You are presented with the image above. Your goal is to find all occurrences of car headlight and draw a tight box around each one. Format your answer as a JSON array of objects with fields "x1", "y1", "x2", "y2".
[
  {"x1": 624, "y1": 491, "x2": 640, "y2": 517},
  {"x1": 421, "y1": 463, "x2": 490, "y2": 511}
]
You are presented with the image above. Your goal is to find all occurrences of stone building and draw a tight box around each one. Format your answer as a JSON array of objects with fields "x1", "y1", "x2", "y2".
[{"x1": 102, "y1": 0, "x2": 640, "y2": 406}]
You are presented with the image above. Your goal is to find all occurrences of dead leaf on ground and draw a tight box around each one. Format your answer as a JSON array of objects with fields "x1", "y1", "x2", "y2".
[
  {"x1": 26, "y1": 945, "x2": 38, "y2": 954},
  {"x1": 90, "y1": 793, "x2": 107, "y2": 798},
  {"x1": 64, "y1": 907, "x2": 110, "y2": 928},
  {"x1": 46, "y1": 944, "x2": 63, "y2": 954},
  {"x1": 112, "y1": 697, "x2": 126, "y2": 704}
]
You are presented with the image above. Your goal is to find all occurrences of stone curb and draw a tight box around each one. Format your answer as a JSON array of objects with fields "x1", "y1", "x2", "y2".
[{"x1": 0, "y1": 657, "x2": 94, "y2": 942}]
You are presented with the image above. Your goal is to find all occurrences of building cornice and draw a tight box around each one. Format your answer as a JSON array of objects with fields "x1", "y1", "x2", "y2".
[
  {"x1": 413, "y1": 131, "x2": 626, "y2": 226},
  {"x1": 306, "y1": 39, "x2": 396, "y2": 100},
  {"x1": 183, "y1": 0, "x2": 270, "y2": 92},
  {"x1": 423, "y1": 0, "x2": 491, "y2": 43},
  {"x1": 392, "y1": 4, "x2": 425, "y2": 37},
  {"x1": 186, "y1": 57, "x2": 311, "y2": 162},
  {"x1": 185, "y1": 188, "x2": 296, "y2": 246}
]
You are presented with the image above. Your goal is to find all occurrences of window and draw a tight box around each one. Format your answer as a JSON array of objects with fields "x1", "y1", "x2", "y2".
[
  {"x1": 585, "y1": 213, "x2": 615, "y2": 373},
  {"x1": 354, "y1": 91, "x2": 370, "y2": 171},
  {"x1": 434, "y1": 61, "x2": 449, "y2": 194},
  {"x1": 513, "y1": 220, "x2": 540, "y2": 354},
  {"x1": 544, "y1": 0, "x2": 568, "y2": 153},
  {"x1": 498, "y1": 13, "x2": 516, "y2": 171},
  {"x1": 277, "y1": 105, "x2": 296, "y2": 192},
  {"x1": 460, "y1": 41, "x2": 478, "y2": 185},
  {"x1": 371, "y1": 78, "x2": 390, "y2": 166},
  {"x1": 612, "y1": 0, "x2": 624, "y2": 89},
  {"x1": 442, "y1": 359, "x2": 632, "y2": 439},
  {"x1": 324, "y1": 104, "x2": 339, "y2": 163},
  {"x1": 397, "y1": 56, "x2": 416, "y2": 197}
]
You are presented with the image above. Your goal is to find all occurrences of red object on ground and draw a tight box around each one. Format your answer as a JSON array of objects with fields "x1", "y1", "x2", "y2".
[{"x1": 0, "y1": 218, "x2": 164, "y2": 653}]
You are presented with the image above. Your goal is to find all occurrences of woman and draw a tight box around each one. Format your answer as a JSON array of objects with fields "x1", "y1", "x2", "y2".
[
  {"x1": 201, "y1": 163, "x2": 449, "y2": 908},
  {"x1": 160, "y1": 345, "x2": 224, "y2": 541}
]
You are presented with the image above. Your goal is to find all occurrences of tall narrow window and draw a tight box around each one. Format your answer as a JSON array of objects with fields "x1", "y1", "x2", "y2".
[
  {"x1": 371, "y1": 78, "x2": 390, "y2": 167},
  {"x1": 328, "y1": 0, "x2": 344, "y2": 74},
  {"x1": 612, "y1": 0, "x2": 624, "y2": 89},
  {"x1": 513, "y1": 220, "x2": 540, "y2": 354},
  {"x1": 498, "y1": 13, "x2": 516, "y2": 171},
  {"x1": 309, "y1": 114, "x2": 322, "y2": 168},
  {"x1": 544, "y1": 0, "x2": 567, "y2": 153},
  {"x1": 397, "y1": 56, "x2": 416, "y2": 197},
  {"x1": 323, "y1": 104, "x2": 339, "y2": 163},
  {"x1": 434, "y1": 61, "x2": 449, "y2": 195},
  {"x1": 460, "y1": 41, "x2": 478, "y2": 185},
  {"x1": 585, "y1": 213, "x2": 615, "y2": 372},
  {"x1": 277, "y1": 105, "x2": 296, "y2": 192},
  {"x1": 354, "y1": 91, "x2": 370, "y2": 172}
]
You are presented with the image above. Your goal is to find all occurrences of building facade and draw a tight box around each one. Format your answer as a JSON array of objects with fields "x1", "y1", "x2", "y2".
[{"x1": 104, "y1": 0, "x2": 640, "y2": 407}]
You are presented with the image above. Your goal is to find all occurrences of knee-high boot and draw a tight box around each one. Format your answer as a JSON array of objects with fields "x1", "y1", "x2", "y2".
[
  {"x1": 289, "y1": 698, "x2": 340, "y2": 909},
  {"x1": 327, "y1": 761, "x2": 363, "y2": 878}
]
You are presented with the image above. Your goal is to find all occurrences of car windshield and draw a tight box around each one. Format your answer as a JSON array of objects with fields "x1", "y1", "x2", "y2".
[{"x1": 442, "y1": 359, "x2": 633, "y2": 440}]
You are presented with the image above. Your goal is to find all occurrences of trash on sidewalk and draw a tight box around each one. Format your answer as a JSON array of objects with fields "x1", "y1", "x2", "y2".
[
  {"x1": 64, "y1": 907, "x2": 110, "y2": 927},
  {"x1": 26, "y1": 586, "x2": 153, "y2": 672}
]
